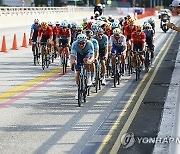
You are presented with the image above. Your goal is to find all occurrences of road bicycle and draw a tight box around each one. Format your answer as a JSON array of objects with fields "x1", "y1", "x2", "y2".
[
  {"x1": 32, "y1": 42, "x2": 40, "y2": 66},
  {"x1": 41, "y1": 42, "x2": 50, "y2": 70},
  {"x1": 144, "y1": 45, "x2": 153, "y2": 73},
  {"x1": 78, "y1": 63, "x2": 88, "y2": 107},
  {"x1": 94, "y1": 60, "x2": 102, "y2": 93}
]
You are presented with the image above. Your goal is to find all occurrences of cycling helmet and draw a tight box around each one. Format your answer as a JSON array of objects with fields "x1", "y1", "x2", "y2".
[
  {"x1": 148, "y1": 18, "x2": 154, "y2": 23},
  {"x1": 171, "y1": 0, "x2": 180, "y2": 7},
  {"x1": 71, "y1": 22, "x2": 77, "y2": 28},
  {"x1": 55, "y1": 21, "x2": 60, "y2": 25},
  {"x1": 111, "y1": 21, "x2": 119, "y2": 29},
  {"x1": 96, "y1": 27, "x2": 104, "y2": 34},
  {"x1": 144, "y1": 23, "x2": 152, "y2": 29},
  {"x1": 77, "y1": 34, "x2": 87, "y2": 42},
  {"x1": 41, "y1": 22, "x2": 48, "y2": 29},
  {"x1": 48, "y1": 21, "x2": 53, "y2": 26},
  {"x1": 108, "y1": 15, "x2": 113, "y2": 19},
  {"x1": 113, "y1": 28, "x2": 121, "y2": 34},
  {"x1": 34, "y1": 19, "x2": 39, "y2": 24},
  {"x1": 136, "y1": 25, "x2": 142, "y2": 31},
  {"x1": 61, "y1": 21, "x2": 68, "y2": 28},
  {"x1": 83, "y1": 18, "x2": 88, "y2": 23},
  {"x1": 86, "y1": 30, "x2": 93, "y2": 36},
  {"x1": 77, "y1": 25, "x2": 83, "y2": 31},
  {"x1": 128, "y1": 18, "x2": 134, "y2": 24},
  {"x1": 127, "y1": 14, "x2": 131, "y2": 18}
]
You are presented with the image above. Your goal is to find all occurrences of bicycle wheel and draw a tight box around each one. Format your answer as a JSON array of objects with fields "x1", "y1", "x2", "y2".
[
  {"x1": 128, "y1": 56, "x2": 132, "y2": 76},
  {"x1": 78, "y1": 78, "x2": 82, "y2": 107},
  {"x1": 41, "y1": 51, "x2": 45, "y2": 70},
  {"x1": 63, "y1": 55, "x2": 67, "y2": 74},
  {"x1": 114, "y1": 63, "x2": 117, "y2": 87},
  {"x1": 136, "y1": 60, "x2": 140, "y2": 81},
  {"x1": 145, "y1": 51, "x2": 150, "y2": 72},
  {"x1": 45, "y1": 54, "x2": 50, "y2": 68},
  {"x1": 95, "y1": 67, "x2": 99, "y2": 93}
]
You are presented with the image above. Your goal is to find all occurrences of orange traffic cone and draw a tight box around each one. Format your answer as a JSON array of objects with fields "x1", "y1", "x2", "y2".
[
  {"x1": 1, "y1": 36, "x2": 7, "y2": 53},
  {"x1": 22, "y1": 33, "x2": 28, "y2": 48},
  {"x1": 11, "y1": 34, "x2": 18, "y2": 50}
]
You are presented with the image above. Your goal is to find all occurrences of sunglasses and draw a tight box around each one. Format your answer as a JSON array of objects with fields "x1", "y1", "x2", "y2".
[
  {"x1": 78, "y1": 41, "x2": 86, "y2": 45},
  {"x1": 98, "y1": 33, "x2": 103, "y2": 36},
  {"x1": 137, "y1": 30, "x2": 141, "y2": 32},
  {"x1": 35, "y1": 23, "x2": 39, "y2": 25},
  {"x1": 145, "y1": 27, "x2": 149, "y2": 29}
]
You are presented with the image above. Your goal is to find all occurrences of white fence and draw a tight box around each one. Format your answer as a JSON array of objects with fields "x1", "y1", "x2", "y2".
[{"x1": 0, "y1": 6, "x2": 93, "y2": 16}]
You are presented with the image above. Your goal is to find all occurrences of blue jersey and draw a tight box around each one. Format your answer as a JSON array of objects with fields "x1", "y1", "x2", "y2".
[
  {"x1": 30, "y1": 24, "x2": 41, "y2": 39},
  {"x1": 71, "y1": 40, "x2": 94, "y2": 57},
  {"x1": 91, "y1": 38, "x2": 99, "y2": 51},
  {"x1": 93, "y1": 34, "x2": 108, "y2": 50},
  {"x1": 143, "y1": 29, "x2": 154, "y2": 41}
]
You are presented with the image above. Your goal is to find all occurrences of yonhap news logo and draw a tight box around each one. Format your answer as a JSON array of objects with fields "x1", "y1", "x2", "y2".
[{"x1": 121, "y1": 132, "x2": 180, "y2": 149}]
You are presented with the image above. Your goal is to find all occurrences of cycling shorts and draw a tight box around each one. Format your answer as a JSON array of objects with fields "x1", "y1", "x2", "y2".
[
  {"x1": 133, "y1": 44, "x2": 143, "y2": 52},
  {"x1": 41, "y1": 36, "x2": 50, "y2": 45},
  {"x1": 111, "y1": 45, "x2": 124, "y2": 55},
  {"x1": 75, "y1": 52, "x2": 90, "y2": 71},
  {"x1": 59, "y1": 37, "x2": 68, "y2": 47}
]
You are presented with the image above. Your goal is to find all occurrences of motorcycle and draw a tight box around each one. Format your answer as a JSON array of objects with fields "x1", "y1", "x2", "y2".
[{"x1": 160, "y1": 14, "x2": 170, "y2": 33}]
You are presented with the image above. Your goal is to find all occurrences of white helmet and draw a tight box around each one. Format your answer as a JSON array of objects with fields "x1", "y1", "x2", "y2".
[
  {"x1": 48, "y1": 21, "x2": 53, "y2": 26},
  {"x1": 77, "y1": 24, "x2": 83, "y2": 31},
  {"x1": 113, "y1": 28, "x2": 121, "y2": 34},
  {"x1": 148, "y1": 18, "x2": 154, "y2": 23},
  {"x1": 34, "y1": 19, "x2": 39, "y2": 24},
  {"x1": 144, "y1": 23, "x2": 152, "y2": 29},
  {"x1": 171, "y1": 0, "x2": 180, "y2": 7},
  {"x1": 108, "y1": 15, "x2": 112, "y2": 19},
  {"x1": 77, "y1": 34, "x2": 87, "y2": 42},
  {"x1": 83, "y1": 18, "x2": 88, "y2": 23},
  {"x1": 55, "y1": 21, "x2": 60, "y2": 25}
]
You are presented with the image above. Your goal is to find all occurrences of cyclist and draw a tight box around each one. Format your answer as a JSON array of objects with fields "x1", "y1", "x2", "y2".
[
  {"x1": 70, "y1": 34, "x2": 94, "y2": 99},
  {"x1": 143, "y1": 23, "x2": 155, "y2": 59},
  {"x1": 86, "y1": 30, "x2": 99, "y2": 84},
  {"x1": 58, "y1": 20, "x2": 71, "y2": 66},
  {"x1": 110, "y1": 28, "x2": 127, "y2": 76},
  {"x1": 81, "y1": 18, "x2": 88, "y2": 30},
  {"x1": 29, "y1": 19, "x2": 41, "y2": 58},
  {"x1": 70, "y1": 22, "x2": 78, "y2": 45},
  {"x1": 148, "y1": 18, "x2": 155, "y2": 33},
  {"x1": 131, "y1": 25, "x2": 146, "y2": 69},
  {"x1": 37, "y1": 22, "x2": 53, "y2": 50},
  {"x1": 93, "y1": 27, "x2": 108, "y2": 85},
  {"x1": 108, "y1": 15, "x2": 114, "y2": 23}
]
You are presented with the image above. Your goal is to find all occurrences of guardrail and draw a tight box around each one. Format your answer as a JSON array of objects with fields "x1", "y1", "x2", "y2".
[{"x1": 0, "y1": 6, "x2": 93, "y2": 16}]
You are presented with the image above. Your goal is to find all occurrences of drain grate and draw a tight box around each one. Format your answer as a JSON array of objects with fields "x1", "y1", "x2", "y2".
[
  {"x1": 143, "y1": 101, "x2": 164, "y2": 106},
  {"x1": 153, "y1": 83, "x2": 170, "y2": 87}
]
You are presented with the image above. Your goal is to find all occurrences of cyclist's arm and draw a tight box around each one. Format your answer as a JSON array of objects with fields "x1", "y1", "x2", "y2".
[
  {"x1": 104, "y1": 35, "x2": 109, "y2": 58},
  {"x1": 29, "y1": 25, "x2": 34, "y2": 40},
  {"x1": 70, "y1": 42, "x2": 77, "y2": 63}
]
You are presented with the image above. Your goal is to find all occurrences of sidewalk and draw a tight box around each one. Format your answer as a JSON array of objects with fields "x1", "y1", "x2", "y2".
[{"x1": 153, "y1": 33, "x2": 180, "y2": 154}]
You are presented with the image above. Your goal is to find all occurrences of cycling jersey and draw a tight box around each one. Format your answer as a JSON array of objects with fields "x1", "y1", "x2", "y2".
[
  {"x1": 58, "y1": 27, "x2": 71, "y2": 37},
  {"x1": 71, "y1": 40, "x2": 94, "y2": 71},
  {"x1": 91, "y1": 38, "x2": 99, "y2": 51},
  {"x1": 93, "y1": 34, "x2": 108, "y2": 51},
  {"x1": 143, "y1": 29, "x2": 154, "y2": 50},
  {"x1": 53, "y1": 26, "x2": 59, "y2": 36},
  {"x1": 110, "y1": 34, "x2": 126, "y2": 55},
  {"x1": 124, "y1": 25, "x2": 137, "y2": 40},
  {"x1": 31, "y1": 24, "x2": 41, "y2": 42},
  {"x1": 131, "y1": 31, "x2": 146, "y2": 45},
  {"x1": 38, "y1": 26, "x2": 53, "y2": 37}
]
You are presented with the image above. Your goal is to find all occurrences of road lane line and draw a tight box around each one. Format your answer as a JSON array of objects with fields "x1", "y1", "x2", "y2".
[
  {"x1": 0, "y1": 69, "x2": 71, "y2": 109},
  {"x1": 96, "y1": 31, "x2": 177, "y2": 154},
  {"x1": 0, "y1": 66, "x2": 70, "y2": 106}
]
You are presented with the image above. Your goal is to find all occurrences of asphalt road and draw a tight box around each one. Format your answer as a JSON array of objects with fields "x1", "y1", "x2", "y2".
[{"x1": 0, "y1": 13, "x2": 179, "y2": 154}]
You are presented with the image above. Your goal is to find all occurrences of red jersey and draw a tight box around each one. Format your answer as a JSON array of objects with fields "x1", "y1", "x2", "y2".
[
  {"x1": 58, "y1": 27, "x2": 71, "y2": 37},
  {"x1": 53, "y1": 26, "x2": 59, "y2": 36},
  {"x1": 38, "y1": 26, "x2": 53, "y2": 37},
  {"x1": 123, "y1": 20, "x2": 129, "y2": 27},
  {"x1": 124, "y1": 25, "x2": 137, "y2": 38},
  {"x1": 131, "y1": 31, "x2": 146, "y2": 45}
]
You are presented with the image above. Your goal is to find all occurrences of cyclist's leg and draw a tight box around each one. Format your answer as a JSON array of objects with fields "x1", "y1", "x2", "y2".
[{"x1": 111, "y1": 46, "x2": 117, "y2": 76}]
